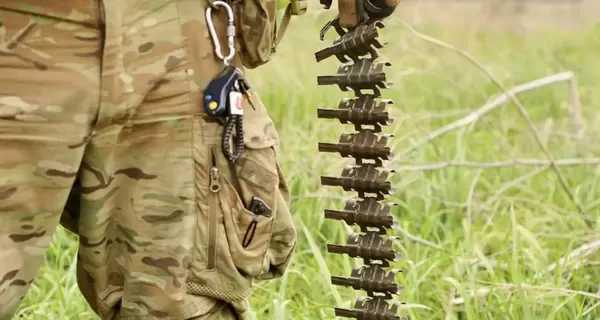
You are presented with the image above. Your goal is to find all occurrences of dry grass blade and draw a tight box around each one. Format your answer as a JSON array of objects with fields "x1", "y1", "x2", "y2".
[
  {"x1": 392, "y1": 225, "x2": 443, "y2": 249},
  {"x1": 478, "y1": 167, "x2": 548, "y2": 217},
  {"x1": 300, "y1": 223, "x2": 343, "y2": 305},
  {"x1": 584, "y1": 290, "x2": 600, "y2": 317}
]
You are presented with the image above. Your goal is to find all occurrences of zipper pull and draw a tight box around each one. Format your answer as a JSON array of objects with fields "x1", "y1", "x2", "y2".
[{"x1": 209, "y1": 167, "x2": 220, "y2": 192}]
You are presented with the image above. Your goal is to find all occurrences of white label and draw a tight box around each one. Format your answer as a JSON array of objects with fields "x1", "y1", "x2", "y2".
[{"x1": 229, "y1": 91, "x2": 244, "y2": 115}]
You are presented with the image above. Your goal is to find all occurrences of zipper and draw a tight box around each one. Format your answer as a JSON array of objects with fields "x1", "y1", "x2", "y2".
[{"x1": 207, "y1": 148, "x2": 220, "y2": 270}]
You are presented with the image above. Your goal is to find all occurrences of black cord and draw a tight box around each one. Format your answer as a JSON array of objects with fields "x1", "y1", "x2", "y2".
[
  {"x1": 241, "y1": 216, "x2": 258, "y2": 248},
  {"x1": 222, "y1": 114, "x2": 244, "y2": 162}
]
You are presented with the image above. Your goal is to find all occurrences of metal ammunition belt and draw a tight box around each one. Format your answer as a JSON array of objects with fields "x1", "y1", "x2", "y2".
[{"x1": 315, "y1": 20, "x2": 408, "y2": 320}]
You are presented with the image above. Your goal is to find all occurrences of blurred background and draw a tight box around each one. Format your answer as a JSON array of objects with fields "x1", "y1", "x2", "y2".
[{"x1": 17, "y1": 1, "x2": 600, "y2": 319}]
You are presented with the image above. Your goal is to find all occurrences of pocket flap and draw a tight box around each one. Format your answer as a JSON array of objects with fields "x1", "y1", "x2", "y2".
[{"x1": 242, "y1": 91, "x2": 279, "y2": 149}]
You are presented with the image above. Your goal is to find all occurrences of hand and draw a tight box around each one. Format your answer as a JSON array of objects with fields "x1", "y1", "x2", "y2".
[{"x1": 337, "y1": 0, "x2": 400, "y2": 29}]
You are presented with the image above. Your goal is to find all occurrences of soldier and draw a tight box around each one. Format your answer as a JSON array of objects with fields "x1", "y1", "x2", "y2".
[
  {"x1": 0, "y1": 0, "x2": 399, "y2": 319},
  {"x1": 0, "y1": 0, "x2": 299, "y2": 319}
]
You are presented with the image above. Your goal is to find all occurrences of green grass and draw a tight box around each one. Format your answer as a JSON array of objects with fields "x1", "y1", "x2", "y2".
[{"x1": 14, "y1": 11, "x2": 600, "y2": 320}]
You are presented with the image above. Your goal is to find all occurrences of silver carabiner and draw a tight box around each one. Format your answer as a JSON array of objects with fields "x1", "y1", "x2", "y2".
[{"x1": 205, "y1": 1, "x2": 236, "y2": 66}]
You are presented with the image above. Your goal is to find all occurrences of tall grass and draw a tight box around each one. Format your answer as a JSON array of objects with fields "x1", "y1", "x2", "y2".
[{"x1": 14, "y1": 6, "x2": 600, "y2": 320}]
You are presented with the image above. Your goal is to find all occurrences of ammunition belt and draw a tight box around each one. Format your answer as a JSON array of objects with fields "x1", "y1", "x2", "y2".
[{"x1": 315, "y1": 20, "x2": 408, "y2": 320}]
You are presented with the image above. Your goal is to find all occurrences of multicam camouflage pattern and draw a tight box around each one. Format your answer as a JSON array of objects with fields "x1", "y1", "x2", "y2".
[
  {"x1": 234, "y1": 0, "x2": 307, "y2": 69},
  {"x1": 234, "y1": 0, "x2": 279, "y2": 69},
  {"x1": 0, "y1": 0, "x2": 297, "y2": 319}
]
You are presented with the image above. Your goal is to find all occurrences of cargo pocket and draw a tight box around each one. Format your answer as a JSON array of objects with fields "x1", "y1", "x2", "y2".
[
  {"x1": 188, "y1": 92, "x2": 296, "y2": 309},
  {"x1": 232, "y1": 0, "x2": 278, "y2": 69},
  {"x1": 215, "y1": 148, "x2": 278, "y2": 276}
]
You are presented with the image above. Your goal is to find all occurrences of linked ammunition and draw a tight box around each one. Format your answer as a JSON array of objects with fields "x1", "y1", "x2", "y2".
[{"x1": 315, "y1": 9, "x2": 408, "y2": 320}]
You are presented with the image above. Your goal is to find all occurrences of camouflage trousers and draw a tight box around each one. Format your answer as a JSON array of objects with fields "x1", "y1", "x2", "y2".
[{"x1": 0, "y1": 1, "x2": 297, "y2": 319}]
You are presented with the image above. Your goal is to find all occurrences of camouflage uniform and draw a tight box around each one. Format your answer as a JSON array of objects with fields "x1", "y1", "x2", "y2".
[{"x1": 0, "y1": 0, "x2": 297, "y2": 319}]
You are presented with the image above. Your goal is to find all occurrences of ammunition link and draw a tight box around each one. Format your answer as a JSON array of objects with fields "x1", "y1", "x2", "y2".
[{"x1": 315, "y1": 17, "x2": 408, "y2": 320}]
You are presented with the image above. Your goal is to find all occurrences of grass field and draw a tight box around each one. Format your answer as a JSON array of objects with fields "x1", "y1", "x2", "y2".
[{"x1": 14, "y1": 2, "x2": 600, "y2": 320}]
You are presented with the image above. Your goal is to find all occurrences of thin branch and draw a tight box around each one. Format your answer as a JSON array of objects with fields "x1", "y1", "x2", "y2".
[
  {"x1": 392, "y1": 225, "x2": 443, "y2": 249},
  {"x1": 451, "y1": 283, "x2": 600, "y2": 305},
  {"x1": 398, "y1": 20, "x2": 588, "y2": 225},
  {"x1": 399, "y1": 71, "x2": 576, "y2": 157},
  {"x1": 456, "y1": 258, "x2": 509, "y2": 272},
  {"x1": 393, "y1": 158, "x2": 600, "y2": 171}
]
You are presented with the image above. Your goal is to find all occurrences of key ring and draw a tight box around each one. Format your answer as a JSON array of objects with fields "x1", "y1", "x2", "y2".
[{"x1": 205, "y1": 1, "x2": 236, "y2": 66}]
